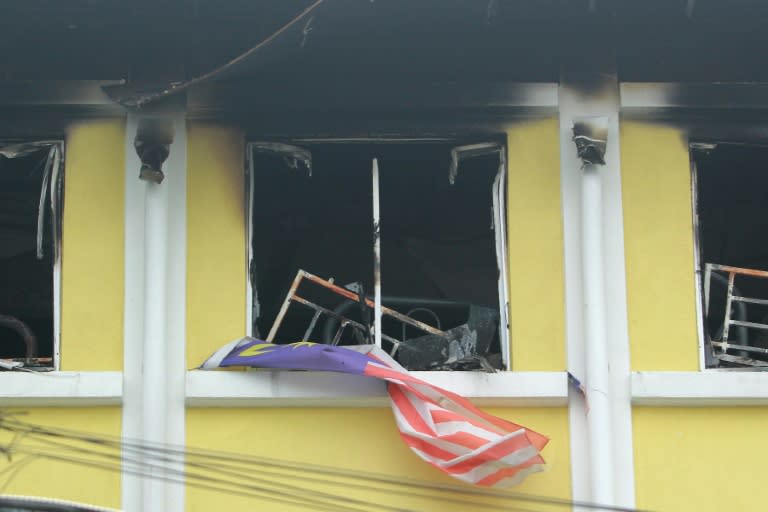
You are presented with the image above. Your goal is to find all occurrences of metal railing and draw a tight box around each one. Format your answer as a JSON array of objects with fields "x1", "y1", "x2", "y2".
[
  {"x1": 705, "y1": 263, "x2": 768, "y2": 366},
  {"x1": 265, "y1": 269, "x2": 447, "y2": 355}
]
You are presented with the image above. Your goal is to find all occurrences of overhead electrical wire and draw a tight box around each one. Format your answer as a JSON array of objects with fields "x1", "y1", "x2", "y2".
[
  {"x1": 1, "y1": 413, "x2": 640, "y2": 512},
  {"x1": 9, "y1": 439, "x2": 411, "y2": 512},
  {"x1": 0, "y1": 413, "x2": 645, "y2": 512},
  {"x1": 103, "y1": 0, "x2": 327, "y2": 107}
]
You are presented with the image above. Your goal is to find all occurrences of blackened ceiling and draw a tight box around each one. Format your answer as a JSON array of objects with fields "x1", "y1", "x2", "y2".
[
  {"x1": 615, "y1": 0, "x2": 768, "y2": 81},
  {"x1": 0, "y1": 0, "x2": 767, "y2": 87}
]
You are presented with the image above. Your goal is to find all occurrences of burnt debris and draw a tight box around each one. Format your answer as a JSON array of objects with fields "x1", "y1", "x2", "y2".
[
  {"x1": 265, "y1": 269, "x2": 499, "y2": 372},
  {"x1": 398, "y1": 305, "x2": 498, "y2": 371}
]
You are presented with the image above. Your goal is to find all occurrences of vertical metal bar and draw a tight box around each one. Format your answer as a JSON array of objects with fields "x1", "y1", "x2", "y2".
[
  {"x1": 50, "y1": 144, "x2": 63, "y2": 262},
  {"x1": 690, "y1": 155, "x2": 707, "y2": 371},
  {"x1": 492, "y1": 148, "x2": 511, "y2": 370},
  {"x1": 245, "y1": 144, "x2": 256, "y2": 336},
  {"x1": 302, "y1": 310, "x2": 322, "y2": 341},
  {"x1": 50, "y1": 143, "x2": 63, "y2": 370},
  {"x1": 265, "y1": 270, "x2": 305, "y2": 342},
  {"x1": 721, "y1": 271, "x2": 735, "y2": 350},
  {"x1": 704, "y1": 263, "x2": 712, "y2": 316},
  {"x1": 302, "y1": 277, "x2": 333, "y2": 340},
  {"x1": 372, "y1": 158, "x2": 382, "y2": 348},
  {"x1": 331, "y1": 322, "x2": 348, "y2": 346},
  {"x1": 35, "y1": 146, "x2": 56, "y2": 259}
]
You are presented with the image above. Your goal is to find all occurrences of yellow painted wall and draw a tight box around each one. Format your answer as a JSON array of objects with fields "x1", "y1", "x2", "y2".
[
  {"x1": 186, "y1": 407, "x2": 570, "y2": 512},
  {"x1": 506, "y1": 119, "x2": 566, "y2": 371},
  {"x1": 0, "y1": 407, "x2": 121, "y2": 509},
  {"x1": 61, "y1": 119, "x2": 125, "y2": 371},
  {"x1": 634, "y1": 407, "x2": 768, "y2": 511},
  {"x1": 621, "y1": 121, "x2": 699, "y2": 370},
  {"x1": 186, "y1": 123, "x2": 246, "y2": 367}
]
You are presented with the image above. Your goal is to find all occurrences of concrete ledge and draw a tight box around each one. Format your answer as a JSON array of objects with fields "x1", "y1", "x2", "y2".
[
  {"x1": 632, "y1": 371, "x2": 768, "y2": 406},
  {"x1": 0, "y1": 371, "x2": 122, "y2": 406},
  {"x1": 9, "y1": 369, "x2": 768, "y2": 408},
  {"x1": 186, "y1": 370, "x2": 568, "y2": 408}
]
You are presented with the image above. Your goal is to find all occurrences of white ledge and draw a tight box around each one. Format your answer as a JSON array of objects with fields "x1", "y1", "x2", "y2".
[
  {"x1": 632, "y1": 371, "x2": 768, "y2": 406},
  {"x1": 186, "y1": 370, "x2": 568, "y2": 408},
  {"x1": 0, "y1": 371, "x2": 122, "y2": 406}
]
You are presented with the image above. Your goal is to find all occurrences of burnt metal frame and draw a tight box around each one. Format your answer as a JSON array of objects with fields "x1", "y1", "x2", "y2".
[
  {"x1": 689, "y1": 150, "x2": 708, "y2": 371},
  {"x1": 704, "y1": 264, "x2": 768, "y2": 367},
  {"x1": 0, "y1": 314, "x2": 38, "y2": 360},
  {"x1": 245, "y1": 137, "x2": 513, "y2": 369},
  {"x1": 264, "y1": 269, "x2": 447, "y2": 355}
]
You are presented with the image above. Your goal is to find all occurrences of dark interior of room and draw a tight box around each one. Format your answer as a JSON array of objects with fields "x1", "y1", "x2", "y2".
[
  {"x1": 0, "y1": 148, "x2": 54, "y2": 363},
  {"x1": 696, "y1": 144, "x2": 768, "y2": 362},
  {"x1": 250, "y1": 141, "x2": 503, "y2": 368}
]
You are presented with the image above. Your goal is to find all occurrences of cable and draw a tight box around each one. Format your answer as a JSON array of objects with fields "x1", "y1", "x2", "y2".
[
  {"x1": 4, "y1": 428, "x2": 416, "y2": 512},
  {"x1": 0, "y1": 455, "x2": 38, "y2": 493},
  {"x1": 25, "y1": 436, "x2": 508, "y2": 511},
  {"x1": 0, "y1": 414, "x2": 645, "y2": 512},
  {"x1": 104, "y1": 0, "x2": 327, "y2": 107},
  {"x1": 16, "y1": 438, "x2": 412, "y2": 512},
  {"x1": 12, "y1": 450, "x2": 363, "y2": 512},
  {"x1": 2, "y1": 416, "x2": 636, "y2": 511}
]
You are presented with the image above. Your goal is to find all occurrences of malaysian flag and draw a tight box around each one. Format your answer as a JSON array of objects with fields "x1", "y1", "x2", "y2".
[{"x1": 201, "y1": 338, "x2": 548, "y2": 488}]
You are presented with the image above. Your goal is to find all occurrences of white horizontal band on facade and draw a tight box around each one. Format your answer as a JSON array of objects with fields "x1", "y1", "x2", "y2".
[
  {"x1": 632, "y1": 371, "x2": 768, "y2": 406},
  {"x1": 0, "y1": 371, "x2": 122, "y2": 406},
  {"x1": 8, "y1": 370, "x2": 768, "y2": 408},
  {"x1": 185, "y1": 370, "x2": 569, "y2": 408}
]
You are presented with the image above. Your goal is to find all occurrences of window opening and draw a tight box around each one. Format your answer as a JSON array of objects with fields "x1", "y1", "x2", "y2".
[
  {"x1": 0, "y1": 141, "x2": 63, "y2": 369},
  {"x1": 248, "y1": 140, "x2": 510, "y2": 371},
  {"x1": 693, "y1": 143, "x2": 768, "y2": 368}
]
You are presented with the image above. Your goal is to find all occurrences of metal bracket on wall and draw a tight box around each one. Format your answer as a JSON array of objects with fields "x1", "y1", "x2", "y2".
[
  {"x1": 573, "y1": 117, "x2": 608, "y2": 166},
  {"x1": 134, "y1": 118, "x2": 175, "y2": 184}
]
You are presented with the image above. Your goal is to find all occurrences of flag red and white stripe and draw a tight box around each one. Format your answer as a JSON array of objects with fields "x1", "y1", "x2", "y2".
[
  {"x1": 360, "y1": 349, "x2": 548, "y2": 487},
  {"x1": 201, "y1": 338, "x2": 548, "y2": 487}
]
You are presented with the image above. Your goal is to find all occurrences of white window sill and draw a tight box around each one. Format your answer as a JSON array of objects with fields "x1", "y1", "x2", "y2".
[
  {"x1": 185, "y1": 370, "x2": 569, "y2": 408},
  {"x1": 3, "y1": 370, "x2": 768, "y2": 407},
  {"x1": 0, "y1": 371, "x2": 122, "y2": 406},
  {"x1": 632, "y1": 371, "x2": 768, "y2": 406}
]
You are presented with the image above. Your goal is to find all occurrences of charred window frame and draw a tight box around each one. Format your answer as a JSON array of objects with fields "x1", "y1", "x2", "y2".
[
  {"x1": 691, "y1": 141, "x2": 768, "y2": 370},
  {"x1": 245, "y1": 138, "x2": 512, "y2": 371},
  {"x1": 0, "y1": 140, "x2": 64, "y2": 370}
]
